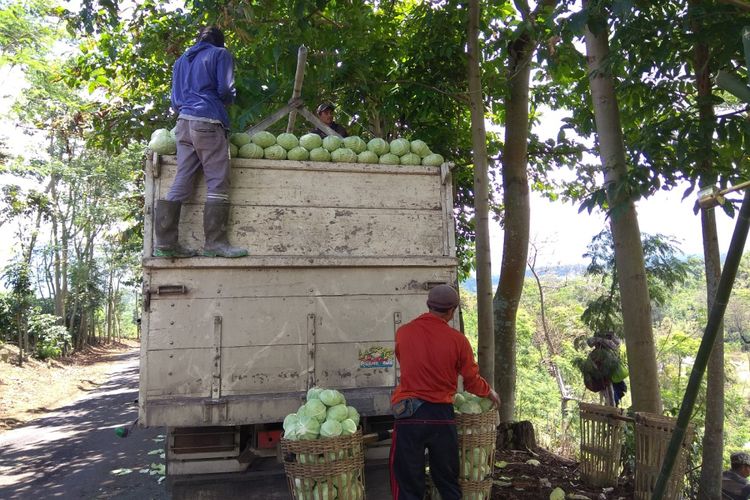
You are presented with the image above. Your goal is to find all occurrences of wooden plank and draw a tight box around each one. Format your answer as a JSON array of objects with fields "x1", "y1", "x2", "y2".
[
  {"x1": 171, "y1": 205, "x2": 445, "y2": 257},
  {"x1": 221, "y1": 345, "x2": 308, "y2": 395},
  {"x1": 155, "y1": 166, "x2": 442, "y2": 210},
  {"x1": 145, "y1": 266, "x2": 455, "y2": 299},
  {"x1": 147, "y1": 296, "x2": 311, "y2": 349}
]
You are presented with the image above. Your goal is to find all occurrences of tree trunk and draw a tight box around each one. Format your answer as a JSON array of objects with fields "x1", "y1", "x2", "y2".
[
  {"x1": 690, "y1": 6, "x2": 724, "y2": 493},
  {"x1": 467, "y1": 0, "x2": 494, "y2": 382},
  {"x1": 583, "y1": 2, "x2": 662, "y2": 413}
]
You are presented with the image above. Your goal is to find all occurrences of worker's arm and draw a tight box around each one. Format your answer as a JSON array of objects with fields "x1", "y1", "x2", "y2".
[
  {"x1": 458, "y1": 338, "x2": 492, "y2": 398},
  {"x1": 216, "y1": 50, "x2": 236, "y2": 106}
]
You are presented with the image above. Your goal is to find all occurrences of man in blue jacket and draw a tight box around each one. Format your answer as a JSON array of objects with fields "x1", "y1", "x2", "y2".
[{"x1": 154, "y1": 26, "x2": 247, "y2": 258}]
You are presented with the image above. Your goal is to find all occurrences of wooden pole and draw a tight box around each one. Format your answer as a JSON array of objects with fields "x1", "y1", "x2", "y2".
[{"x1": 287, "y1": 46, "x2": 308, "y2": 133}]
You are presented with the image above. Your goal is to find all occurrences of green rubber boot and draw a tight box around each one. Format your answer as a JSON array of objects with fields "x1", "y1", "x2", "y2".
[
  {"x1": 153, "y1": 199, "x2": 196, "y2": 258},
  {"x1": 202, "y1": 201, "x2": 248, "y2": 258}
]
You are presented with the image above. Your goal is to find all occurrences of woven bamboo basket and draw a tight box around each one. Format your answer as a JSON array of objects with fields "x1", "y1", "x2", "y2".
[
  {"x1": 634, "y1": 412, "x2": 694, "y2": 500},
  {"x1": 429, "y1": 411, "x2": 498, "y2": 500},
  {"x1": 578, "y1": 402, "x2": 625, "y2": 487},
  {"x1": 281, "y1": 429, "x2": 365, "y2": 500}
]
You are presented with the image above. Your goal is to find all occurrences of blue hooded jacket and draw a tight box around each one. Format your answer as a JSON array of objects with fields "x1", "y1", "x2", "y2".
[{"x1": 171, "y1": 41, "x2": 236, "y2": 128}]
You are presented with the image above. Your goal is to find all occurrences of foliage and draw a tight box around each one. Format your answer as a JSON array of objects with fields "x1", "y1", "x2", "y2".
[
  {"x1": 581, "y1": 229, "x2": 695, "y2": 334},
  {"x1": 27, "y1": 312, "x2": 70, "y2": 359}
]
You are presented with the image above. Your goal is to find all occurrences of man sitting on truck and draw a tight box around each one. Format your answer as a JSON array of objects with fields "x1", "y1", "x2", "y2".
[
  {"x1": 310, "y1": 102, "x2": 348, "y2": 138},
  {"x1": 389, "y1": 284, "x2": 500, "y2": 500},
  {"x1": 723, "y1": 452, "x2": 750, "y2": 500},
  {"x1": 154, "y1": 26, "x2": 247, "y2": 259}
]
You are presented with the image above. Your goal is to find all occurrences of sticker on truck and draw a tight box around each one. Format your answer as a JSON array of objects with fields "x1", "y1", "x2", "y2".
[{"x1": 359, "y1": 346, "x2": 394, "y2": 369}]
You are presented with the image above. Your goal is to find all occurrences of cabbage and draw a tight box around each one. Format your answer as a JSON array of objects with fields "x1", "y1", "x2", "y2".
[
  {"x1": 478, "y1": 397, "x2": 494, "y2": 412},
  {"x1": 346, "y1": 406, "x2": 360, "y2": 427},
  {"x1": 305, "y1": 399, "x2": 327, "y2": 422},
  {"x1": 294, "y1": 478, "x2": 315, "y2": 500},
  {"x1": 331, "y1": 148, "x2": 358, "y2": 163},
  {"x1": 148, "y1": 129, "x2": 177, "y2": 155},
  {"x1": 230, "y1": 132, "x2": 252, "y2": 147},
  {"x1": 296, "y1": 415, "x2": 320, "y2": 440},
  {"x1": 389, "y1": 138, "x2": 410, "y2": 156},
  {"x1": 410, "y1": 139, "x2": 431, "y2": 158},
  {"x1": 297, "y1": 404, "x2": 309, "y2": 418},
  {"x1": 312, "y1": 483, "x2": 336, "y2": 500},
  {"x1": 309, "y1": 147, "x2": 331, "y2": 162},
  {"x1": 319, "y1": 389, "x2": 345, "y2": 407},
  {"x1": 550, "y1": 487, "x2": 566, "y2": 500},
  {"x1": 400, "y1": 153, "x2": 421, "y2": 166},
  {"x1": 287, "y1": 146, "x2": 309, "y2": 161},
  {"x1": 342, "y1": 136, "x2": 367, "y2": 154},
  {"x1": 300, "y1": 133, "x2": 323, "y2": 150},
  {"x1": 341, "y1": 418, "x2": 357, "y2": 435},
  {"x1": 379, "y1": 153, "x2": 400, "y2": 165},
  {"x1": 458, "y1": 401, "x2": 482, "y2": 414},
  {"x1": 367, "y1": 137, "x2": 389, "y2": 156},
  {"x1": 422, "y1": 153, "x2": 445, "y2": 166},
  {"x1": 283, "y1": 413, "x2": 299, "y2": 440},
  {"x1": 264, "y1": 144, "x2": 287, "y2": 160},
  {"x1": 322, "y1": 135, "x2": 342, "y2": 152},
  {"x1": 357, "y1": 151, "x2": 379, "y2": 164},
  {"x1": 453, "y1": 392, "x2": 466, "y2": 407},
  {"x1": 238, "y1": 143, "x2": 264, "y2": 159},
  {"x1": 468, "y1": 447, "x2": 488, "y2": 465},
  {"x1": 320, "y1": 419, "x2": 343, "y2": 438},
  {"x1": 229, "y1": 143, "x2": 238, "y2": 158},
  {"x1": 251, "y1": 131, "x2": 276, "y2": 148},
  {"x1": 307, "y1": 387, "x2": 323, "y2": 401},
  {"x1": 276, "y1": 132, "x2": 299, "y2": 150},
  {"x1": 169, "y1": 126, "x2": 177, "y2": 139},
  {"x1": 326, "y1": 404, "x2": 349, "y2": 422}
]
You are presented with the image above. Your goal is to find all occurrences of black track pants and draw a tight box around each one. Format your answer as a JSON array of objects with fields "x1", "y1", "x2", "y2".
[{"x1": 389, "y1": 401, "x2": 460, "y2": 500}]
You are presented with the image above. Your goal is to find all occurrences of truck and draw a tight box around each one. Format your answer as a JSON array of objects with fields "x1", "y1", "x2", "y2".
[{"x1": 139, "y1": 152, "x2": 458, "y2": 475}]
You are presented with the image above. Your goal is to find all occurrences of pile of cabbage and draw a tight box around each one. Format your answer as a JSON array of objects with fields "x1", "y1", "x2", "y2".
[
  {"x1": 228, "y1": 131, "x2": 445, "y2": 167},
  {"x1": 453, "y1": 391, "x2": 495, "y2": 415},
  {"x1": 283, "y1": 387, "x2": 364, "y2": 500}
]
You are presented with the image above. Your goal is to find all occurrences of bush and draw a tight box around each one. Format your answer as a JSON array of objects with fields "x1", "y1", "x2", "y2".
[{"x1": 28, "y1": 313, "x2": 70, "y2": 360}]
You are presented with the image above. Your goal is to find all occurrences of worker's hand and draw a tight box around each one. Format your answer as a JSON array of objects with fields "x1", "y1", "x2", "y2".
[{"x1": 488, "y1": 389, "x2": 500, "y2": 408}]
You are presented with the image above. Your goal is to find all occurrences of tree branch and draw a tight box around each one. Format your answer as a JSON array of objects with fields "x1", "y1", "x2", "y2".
[{"x1": 717, "y1": 0, "x2": 750, "y2": 11}]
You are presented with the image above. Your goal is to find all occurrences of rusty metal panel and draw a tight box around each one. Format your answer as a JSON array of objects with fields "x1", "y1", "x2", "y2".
[
  {"x1": 156, "y1": 161, "x2": 441, "y2": 210},
  {"x1": 146, "y1": 348, "x2": 214, "y2": 397},
  {"x1": 171, "y1": 205, "x2": 444, "y2": 258},
  {"x1": 146, "y1": 295, "x2": 309, "y2": 350},
  {"x1": 220, "y1": 345, "x2": 308, "y2": 395}
]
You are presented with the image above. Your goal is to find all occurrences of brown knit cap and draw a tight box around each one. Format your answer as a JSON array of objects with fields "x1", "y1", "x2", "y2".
[
  {"x1": 426, "y1": 284, "x2": 459, "y2": 310},
  {"x1": 731, "y1": 452, "x2": 750, "y2": 466}
]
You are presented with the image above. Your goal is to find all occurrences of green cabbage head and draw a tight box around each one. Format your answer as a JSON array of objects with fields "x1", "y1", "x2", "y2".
[
  {"x1": 148, "y1": 129, "x2": 176, "y2": 155},
  {"x1": 264, "y1": 144, "x2": 287, "y2": 160},
  {"x1": 319, "y1": 389, "x2": 345, "y2": 407},
  {"x1": 239, "y1": 143, "x2": 264, "y2": 159},
  {"x1": 300, "y1": 133, "x2": 323, "y2": 150},
  {"x1": 326, "y1": 404, "x2": 349, "y2": 422},
  {"x1": 322, "y1": 135, "x2": 342, "y2": 152},
  {"x1": 276, "y1": 133, "x2": 299, "y2": 150},
  {"x1": 341, "y1": 418, "x2": 357, "y2": 435},
  {"x1": 410, "y1": 139, "x2": 432, "y2": 158},
  {"x1": 295, "y1": 415, "x2": 320, "y2": 440},
  {"x1": 357, "y1": 151, "x2": 379, "y2": 164},
  {"x1": 422, "y1": 153, "x2": 445, "y2": 166},
  {"x1": 320, "y1": 419, "x2": 343, "y2": 438},
  {"x1": 229, "y1": 143, "x2": 238, "y2": 158},
  {"x1": 230, "y1": 132, "x2": 252, "y2": 147},
  {"x1": 379, "y1": 153, "x2": 400, "y2": 165},
  {"x1": 389, "y1": 138, "x2": 410, "y2": 156},
  {"x1": 331, "y1": 148, "x2": 358, "y2": 163},
  {"x1": 400, "y1": 153, "x2": 421, "y2": 166},
  {"x1": 309, "y1": 147, "x2": 331, "y2": 162},
  {"x1": 343, "y1": 136, "x2": 367, "y2": 154},
  {"x1": 367, "y1": 137, "x2": 389, "y2": 156},
  {"x1": 283, "y1": 413, "x2": 299, "y2": 440},
  {"x1": 305, "y1": 399, "x2": 327, "y2": 422},
  {"x1": 346, "y1": 406, "x2": 360, "y2": 426},
  {"x1": 287, "y1": 146, "x2": 309, "y2": 161},
  {"x1": 307, "y1": 387, "x2": 323, "y2": 400},
  {"x1": 251, "y1": 131, "x2": 276, "y2": 148}
]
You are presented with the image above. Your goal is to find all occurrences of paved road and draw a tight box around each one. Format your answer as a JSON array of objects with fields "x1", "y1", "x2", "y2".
[{"x1": 0, "y1": 350, "x2": 393, "y2": 499}]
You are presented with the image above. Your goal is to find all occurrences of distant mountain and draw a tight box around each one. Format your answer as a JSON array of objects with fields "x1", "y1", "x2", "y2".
[{"x1": 460, "y1": 263, "x2": 587, "y2": 293}]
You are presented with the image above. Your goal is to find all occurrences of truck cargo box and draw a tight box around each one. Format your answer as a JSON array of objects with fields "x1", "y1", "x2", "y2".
[{"x1": 139, "y1": 155, "x2": 457, "y2": 433}]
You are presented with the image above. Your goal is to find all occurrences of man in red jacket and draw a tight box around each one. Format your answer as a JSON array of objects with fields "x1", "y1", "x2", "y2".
[{"x1": 389, "y1": 284, "x2": 499, "y2": 500}]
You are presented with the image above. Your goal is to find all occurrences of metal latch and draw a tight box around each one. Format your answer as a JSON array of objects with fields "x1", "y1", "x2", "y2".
[
  {"x1": 422, "y1": 281, "x2": 448, "y2": 290},
  {"x1": 152, "y1": 151, "x2": 161, "y2": 178},
  {"x1": 156, "y1": 285, "x2": 187, "y2": 295},
  {"x1": 202, "y1": 399, "x2": 228, "y2": 423}
]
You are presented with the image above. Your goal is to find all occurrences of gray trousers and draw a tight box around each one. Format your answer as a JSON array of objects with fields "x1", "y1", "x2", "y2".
[{"x1": 166, "y1": 119, "x2": 230, "y2": 202}]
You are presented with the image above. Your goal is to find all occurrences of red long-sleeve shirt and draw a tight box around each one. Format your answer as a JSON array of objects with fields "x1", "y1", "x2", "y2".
[{"x1": 391, "y1": 312, "x2": 491, "y2": 405}]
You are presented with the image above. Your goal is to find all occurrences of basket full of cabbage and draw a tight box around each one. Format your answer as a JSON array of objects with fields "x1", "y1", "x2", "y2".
[
  {"x1": 436, "y1": 391, "x2": 499, "y2": 500},
  {"x1": 280, "y1": 387, "x2": 365, "y2": 500}
]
